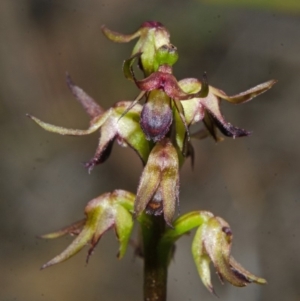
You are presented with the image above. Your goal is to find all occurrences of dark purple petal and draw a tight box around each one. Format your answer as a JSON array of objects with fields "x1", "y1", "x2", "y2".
[
  {"x1": 202, "y1": 111, "x2": 223, "y2": 142},
  {"x1": 85, "y1": 139, "x2": 114, "y2": 173},
  {"x1": 209, "y1": 113, "x2": 251, "y2": 138}
]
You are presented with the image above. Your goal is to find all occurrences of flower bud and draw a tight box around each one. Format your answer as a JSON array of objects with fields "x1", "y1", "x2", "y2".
[
  {"x1": 102, "y1": 21, "x2": 173, "y2": 75},
  {"x1": 134, "y1": 138, "x2": 179, "y2": 226}
]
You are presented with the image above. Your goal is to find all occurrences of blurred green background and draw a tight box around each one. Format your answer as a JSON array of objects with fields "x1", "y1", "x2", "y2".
[{"x1": 1, "y1": 1, "x2": 299, "y2": 300}]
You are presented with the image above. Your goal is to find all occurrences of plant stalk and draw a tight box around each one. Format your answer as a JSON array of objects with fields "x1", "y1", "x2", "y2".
[{"x1": 142, "y1": 215, "x2": 171, "y2": 301}]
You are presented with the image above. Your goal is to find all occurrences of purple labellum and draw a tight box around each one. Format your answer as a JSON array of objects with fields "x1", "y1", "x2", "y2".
[{"x1": 140, "y1": 92, "x2": 172, "y2": 142}]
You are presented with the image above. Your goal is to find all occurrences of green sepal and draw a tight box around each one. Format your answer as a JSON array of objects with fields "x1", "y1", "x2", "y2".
[
  {"x1": 132, "y1": 25, "x2": 171, "y2": 76},
  {"x1": 103, "y1": 22, "x2": 172, "y2": 76},
  {"x1": 134, "y1": 138, "x2": 179, "y2": 226},
  {"x1": 115, "y1": 102, "x2": 152, "y2": 163},
  {"x1": 123, "y1": 52, "x2": 142, "y2": 81},
  {"x1": 192, "y1": 223, "x2": 215, "y2": 294}
]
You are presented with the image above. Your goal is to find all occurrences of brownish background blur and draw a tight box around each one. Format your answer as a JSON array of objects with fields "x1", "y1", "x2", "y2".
[{"x1": 1, "y1": 1, "x2": 299, "y2": 300}]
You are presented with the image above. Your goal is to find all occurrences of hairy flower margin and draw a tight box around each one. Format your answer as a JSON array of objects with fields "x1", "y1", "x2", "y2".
[{"x1": 28, "y1": 21, "x2": 276, "y2": 295}]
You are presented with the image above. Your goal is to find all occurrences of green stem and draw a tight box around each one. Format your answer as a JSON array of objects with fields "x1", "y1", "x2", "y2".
[{"x1": 142, "y1": 215, "x2": 172, "y2": 301}]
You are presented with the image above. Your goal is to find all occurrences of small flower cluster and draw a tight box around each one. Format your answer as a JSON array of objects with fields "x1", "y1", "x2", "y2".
[{"x1": 29, "y1": 21, "x2": 275, "y2": 293}]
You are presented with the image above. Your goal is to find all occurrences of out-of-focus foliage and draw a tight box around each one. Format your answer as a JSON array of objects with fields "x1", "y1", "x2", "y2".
[{"x1": 203, "y1": 0, "x2": 300, "y2": 13}]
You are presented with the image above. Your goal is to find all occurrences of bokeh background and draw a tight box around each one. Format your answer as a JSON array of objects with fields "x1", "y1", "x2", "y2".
[{"x1": 1, "y1": 1, "x2": 300, "y2": 300}]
